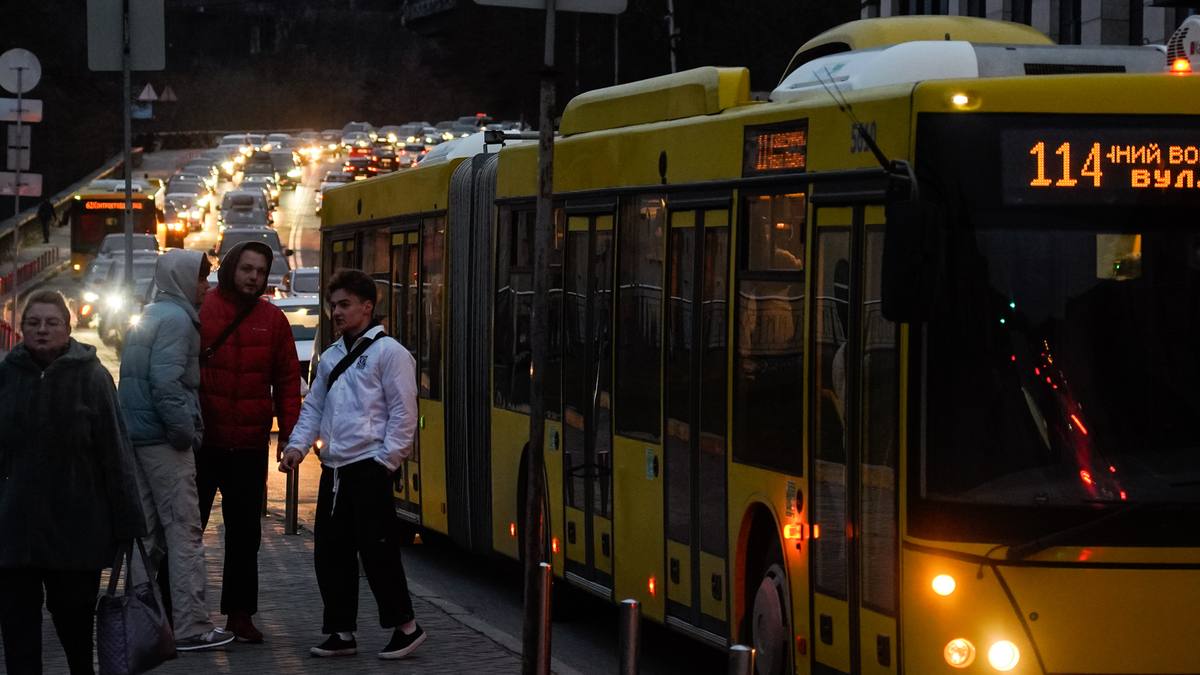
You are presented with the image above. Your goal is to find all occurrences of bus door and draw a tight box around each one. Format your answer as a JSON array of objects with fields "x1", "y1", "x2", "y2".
[
  {"x1": 663, "y1": 200, "x2": 730, "y2": 640},
  {"x1": 562, "y1": 207, "x2": 615, "y2": 591},
  {"x1": 390, "y1": 231, "x2": 421, "y2": 522},
  {"x1": 809, "y1": 196, "x2": 900, "y2": 675}
]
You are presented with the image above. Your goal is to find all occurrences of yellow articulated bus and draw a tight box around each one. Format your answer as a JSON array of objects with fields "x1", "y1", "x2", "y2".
[{"x1": 320, "y1": 16, "x2": 1200, "y2": 675}]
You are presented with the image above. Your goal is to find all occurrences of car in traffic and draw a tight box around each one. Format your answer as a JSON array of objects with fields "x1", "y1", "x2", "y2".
[
  {"x1": 164, "y1": 187, "x2": 210, "y2": 234},
  {"x1": 270, "y1": 151, "x2": 303, "y2": 189},
  {"x1": 240, "y1": 174, "x2": 281, "y2": 206},
  {"x1": 271, "y1": 296, "x2": 320, "y2": 388},
  {"x1": 315, "y1": 171, "x2": 353, "y2": 213},
  {"x1": 375, "y1": 147, "x2": 398, "y2": 172},
  {"x1": 320, "y1": 129, "x2": 341, "y2": 153},
  {"x1": 80, "y1": 250, "x2": 160, "y2": 346},
  {"x1": 218, "y1": 190, "x2": 273, "y2": 229},
  {"x1": 215, "y1": 227, "x2": 292, "y2": 294},
  {"x1": 342, "y1": 131, "x2": 372, "y2": 151},
  {"x1": 343, "y1": 156, "x2": 378, "y2": 180},
  {"x1": 95, "y1": 232, "x2": 158, "y2": 258},
  {"x1": 282, "y1": 266, "x2": 320, "y2": 297}
]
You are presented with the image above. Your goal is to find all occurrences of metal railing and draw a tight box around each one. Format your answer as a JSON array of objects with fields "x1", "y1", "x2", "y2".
[
  {"x1": 0, "y1": 248, "x2": 59, "y2": 295},
  {"x1": 0, "y1": 320, "x2": 18, "y2": 351}
]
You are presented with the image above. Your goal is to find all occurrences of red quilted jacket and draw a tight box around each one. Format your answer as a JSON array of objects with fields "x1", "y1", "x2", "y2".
[{"x1": 199, "y1": 286, "x2": 301, "y2": 449}]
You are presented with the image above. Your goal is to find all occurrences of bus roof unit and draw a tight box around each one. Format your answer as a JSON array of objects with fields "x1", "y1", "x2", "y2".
[{"x1": 559, "y1": 66, "x2": 752, "y2": 136}]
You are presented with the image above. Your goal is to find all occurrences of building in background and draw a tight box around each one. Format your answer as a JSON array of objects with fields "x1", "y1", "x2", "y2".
[{"x1": 862, "y1": 0, "x2": 1197, "y2": 46}]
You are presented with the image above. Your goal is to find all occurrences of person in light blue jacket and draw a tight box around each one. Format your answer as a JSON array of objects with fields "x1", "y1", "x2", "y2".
[{"x1": 118, "y1": 249, "x2": 234, "y2": 652}]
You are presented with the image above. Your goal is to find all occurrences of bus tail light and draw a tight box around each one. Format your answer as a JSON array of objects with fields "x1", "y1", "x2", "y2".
[
  {"x1": 944, "y1": 638, "x2": 975, "y2": 668},
  {"x1": 509, "y1": 522, "x2": 517, "y2": 538},
  {"x1": 551, "y1": 537, "x2": 560, "y2": 554},
  {"x1": 648, "y1": 576, "x2": 656, "y2": 596}
]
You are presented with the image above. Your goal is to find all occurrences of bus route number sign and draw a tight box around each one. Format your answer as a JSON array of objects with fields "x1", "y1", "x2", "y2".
[
  {"x1": 1003, "y1": 128, "x2": 1200, "y2": 205},
  {"x1": 744, "y1": 120, "x2": 808, "y2": 177}
]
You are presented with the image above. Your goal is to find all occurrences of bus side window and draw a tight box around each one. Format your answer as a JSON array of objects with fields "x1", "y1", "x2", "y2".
[{"x1": 733, "y1": 191, "x2": 807, "y2": 475}]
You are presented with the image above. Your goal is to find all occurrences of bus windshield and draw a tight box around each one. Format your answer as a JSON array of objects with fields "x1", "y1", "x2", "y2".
[{"x1": 923, "y1": 222, "x2": 1200, "y2": 512}]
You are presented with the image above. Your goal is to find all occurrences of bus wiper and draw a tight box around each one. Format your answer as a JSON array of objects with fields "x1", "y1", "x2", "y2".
[{"x1": 1005, "y1": 503, "x2": 1140, "y2": 561}]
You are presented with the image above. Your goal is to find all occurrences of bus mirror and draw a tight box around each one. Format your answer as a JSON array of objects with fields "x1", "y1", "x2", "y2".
[{"x1": 881, "y1": 199, "x2": 944, "y2": 323}]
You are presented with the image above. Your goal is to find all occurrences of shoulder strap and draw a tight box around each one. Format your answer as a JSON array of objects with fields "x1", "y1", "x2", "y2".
[
  {"x1": 326, "y1": 334, "x2": 394, "y2": 390},
  {"x1": 201, "y1": 300, "x2": 257, "y2": 364}
]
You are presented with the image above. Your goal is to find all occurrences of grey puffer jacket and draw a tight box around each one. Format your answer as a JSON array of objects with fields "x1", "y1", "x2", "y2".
[
  {"x1": 0, "y1": 340, "x2": 147, "y2": 570},
  {"x1": 119, "y1": 249, "x2": 205, "y2": 449}
]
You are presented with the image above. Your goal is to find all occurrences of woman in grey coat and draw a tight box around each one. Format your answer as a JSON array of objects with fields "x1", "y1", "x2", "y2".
[{"x1": 0, "y1": 290, "x2": 146, "y2": 674}]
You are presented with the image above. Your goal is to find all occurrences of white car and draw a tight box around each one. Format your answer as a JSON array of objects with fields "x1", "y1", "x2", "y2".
[
  {"x1": 283, "y1": 267, "x2": 320, "y2": 298},
  {"x1": 271, "y1": 296, "x2": 320, "y2": 394}
]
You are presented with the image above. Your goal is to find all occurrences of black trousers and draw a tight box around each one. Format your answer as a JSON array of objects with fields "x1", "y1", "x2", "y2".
[
  {"x1": 314, "y1": 459, "x2": 415, "y2": 634},
  {"x1": 0, "y1": 567, "x2": 102, "y2": 675},
  {"x1": 196, "y1": 445, "x2": 268, "y2": 616}
]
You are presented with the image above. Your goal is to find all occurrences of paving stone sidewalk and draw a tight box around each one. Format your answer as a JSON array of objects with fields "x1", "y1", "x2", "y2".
[{"x1": 14, "y1": 462, "x2": 541, "y2": 674}]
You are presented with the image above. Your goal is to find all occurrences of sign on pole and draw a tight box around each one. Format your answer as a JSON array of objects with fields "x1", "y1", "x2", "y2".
[
  {"x1": 87, "y1": 0, "x2": 165, "y2": 71},
  {"x1": 0, "y1": 49, "x2": 41, "y2": 94},
  {"x1": 474, "y1": 0, "x2": 625, "y2": 11},
  {"x1": 0, "y1": 172, "x2": 41, "y2": 197},
  {"x1": 136, "y1": 83, "x2": 157, "y2": 101},
  {"x1": 0, "y1": 98, "x2": 42, "y2": 123},
  {"x1": 6, "y1": 125, "x2": 30, "y2": 170},
  {"x1": 159, "y1": 85, "x2": 177, "y2": 102}
]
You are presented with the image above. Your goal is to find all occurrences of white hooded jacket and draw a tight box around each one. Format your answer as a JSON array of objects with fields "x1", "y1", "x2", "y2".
[{"x1": 288, "y1": 325, "x2": 418, "y2": 471}]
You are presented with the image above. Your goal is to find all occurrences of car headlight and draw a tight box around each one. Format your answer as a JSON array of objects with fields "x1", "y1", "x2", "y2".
[
  {"x1": 105, "y1": 294, "x2": 125, "y2": 310},
  {"x1": 222, "y1": 161, "x2": 234, "y2": 173},
  {"x1": 128, "y1": 313, "x2": 142, "y2": 327},
  {"x1": 83, "y1": 291, "x2": 99, "y2": 303},
  {"x1": 191, "y1": 209, "x2": 203, "y2": 220},
  {"x1": 288, "y1": 167, "x2": 302, "y2": 178}
]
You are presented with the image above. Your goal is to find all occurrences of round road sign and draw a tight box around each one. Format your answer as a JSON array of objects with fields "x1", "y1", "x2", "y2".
[{"x1": 0, "y1": 49, "x2": 42, "y2": 95}]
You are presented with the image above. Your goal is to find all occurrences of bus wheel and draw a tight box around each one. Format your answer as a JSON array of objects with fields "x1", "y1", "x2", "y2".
[{"x1": 750, "y1": 547, "x2": 791, "y2": 675}]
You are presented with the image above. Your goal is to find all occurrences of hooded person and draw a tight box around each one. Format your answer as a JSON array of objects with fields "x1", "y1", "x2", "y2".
[
  {"x1": 118, "y1": 249, "x2": 235, "y2": 652},
  {"x1": 196, "y1": 240, "x2": 300, "y2": 644}
]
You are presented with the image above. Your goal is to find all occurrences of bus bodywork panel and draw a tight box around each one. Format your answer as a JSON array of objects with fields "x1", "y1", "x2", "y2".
[
  {"x1": 321, "y1": 159, "x2": 460, "y2": 229},
  {"x1": 494, "y1": 84, "x2": 916, "y2": 200}
]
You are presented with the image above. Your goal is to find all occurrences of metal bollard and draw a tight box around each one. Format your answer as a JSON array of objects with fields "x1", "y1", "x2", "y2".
[
  {"x1": 618, "y1": 598, "x2": 640, "y2": 675},
  {"x1": 537, "y1": 562, "x2": 553, "y2": 675},
  {"x1": 284, "y1": 464, "x2": 299, "y2": 535},
  {"x1": 728, "y1": 644, "x2": 755, "y2": 675}
]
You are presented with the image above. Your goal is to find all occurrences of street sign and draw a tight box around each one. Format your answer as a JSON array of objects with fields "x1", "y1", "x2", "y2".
[
  {"x1": 0, "y1": 98, "x2": 41, "y2": 123},
  {"x1": 137, "y1": 83, "x2": 158, "y2": 102},
  {"x1": 159, "y1": 85, "x2": 177, "y2": 102},
  {"x1": 131, "y1": 102, "x2": 153, "y2": 120},
  {"x1": 0, "y1": 49, "x2": 41, "y2": 94},
  {"x1": 0, "y1": 171, "x2": 41, "y2": 197},
  {"x1": 474, "y1": 0, "x2": 626, "y2": 12},
  {"x1": 7, "y1": 125, "x2": 30, "y2": 169},
  {"x1": 87, "y1": 0, "x2": 165, "y2": 71}
]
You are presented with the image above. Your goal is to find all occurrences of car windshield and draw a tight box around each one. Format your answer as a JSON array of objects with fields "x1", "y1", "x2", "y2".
[
  {"x1": 99, "y1": 234, "x2": 157, "y2": 254},
  {"x1": 280, "y1": 304, "x2": 319, "y2": 340},
  {"x1": 292, "y1": 272, "x2": 320, "y2": 293},
  {"x1": 105, "y1": 257, "x2": 158, "y2": 284},
  {"x1": 924, "y1": 223, "x2": 1200, "y2": 509},
  {"x1": 168, "y1": 183, "x2": 205, "y2": 195}
]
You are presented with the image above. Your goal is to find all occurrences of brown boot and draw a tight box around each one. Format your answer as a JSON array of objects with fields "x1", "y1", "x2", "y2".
[{"x1": 225, "y1": 612, "x2": 264, "y2": 644}]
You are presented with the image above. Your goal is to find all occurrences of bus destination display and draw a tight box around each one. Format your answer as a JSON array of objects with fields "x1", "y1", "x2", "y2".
[
  {"x1": 1003, "y1": 128, "x2": 1200, "y2": 206},
  {"x1": 743, "y1": 120, "x2": 808, "y2": 176}
]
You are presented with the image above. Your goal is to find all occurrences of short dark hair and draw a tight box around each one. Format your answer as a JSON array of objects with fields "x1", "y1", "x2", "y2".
[
  {"x1": 21, "y1": 290, "x2": 72, "y2": 327},
  {"x1": 328, "y1": 268, "x2": 376, "y2": 304},
  {"x1": 199, "y1": 255, "x2": 212, "y2": 279}
]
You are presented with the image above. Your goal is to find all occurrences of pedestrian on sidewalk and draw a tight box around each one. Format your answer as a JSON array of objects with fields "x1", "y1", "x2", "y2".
[
  {"x1": 0, "y1": 291, "x2": 146, "y2": 675},
  {"x1": 197, "y1": 241, "x2": 301, "y2": 644},
  {"x1": 118, "y1": 249, "x2": 235, "y2": 652},
  {"x1": 37, "y1": 200, "x2": 55, "y2": 244},
  {"x1": 279, "y1": 268, "x2": 426, "y2": 661}
]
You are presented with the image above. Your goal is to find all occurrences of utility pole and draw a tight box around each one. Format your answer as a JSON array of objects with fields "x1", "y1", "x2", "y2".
[
  {"x1": 122, "y1": 0, "x2": 134, "y2": 287},
  {"x1": 522, "y1": 0, "x2": 556, "y2": 669},
  {"x1": 666, "y1": 0, "x2": 678, "y2": 73}
]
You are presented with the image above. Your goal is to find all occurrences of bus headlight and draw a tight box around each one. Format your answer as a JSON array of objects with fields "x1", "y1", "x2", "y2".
[
  {"x1": 944, "y1": 638, "x2": 976, "y2": 669},
  {"x1": 931, "y1": 574, "x2": 956, "y2": 596},
  {"x1": 83, "y1": 291, "x2": 99, "y2": 303},
  {"x1": 987, "y1": 641, "x2": 1020, "y2": 671},
  {"x1": 105, "y1": 294, "x2": 125, "y2": 311}
]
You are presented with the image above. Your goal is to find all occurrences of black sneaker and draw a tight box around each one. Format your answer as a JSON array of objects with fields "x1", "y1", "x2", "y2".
[
  {"x1": 379, "y1": 625, "x2": 426, "y2": 660},
  {"x1": 310, "y1": 634, "x2": 357, "y2": 657}
]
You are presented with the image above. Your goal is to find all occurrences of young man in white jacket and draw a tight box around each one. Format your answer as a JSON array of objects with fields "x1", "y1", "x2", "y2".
[{"x1": 279, "y1": 269, "x2": 425, "y2": 660}]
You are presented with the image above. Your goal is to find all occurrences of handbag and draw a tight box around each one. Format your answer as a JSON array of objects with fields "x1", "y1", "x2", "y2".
[{"x1": 96, "y1": 539, "x2": 177, "y2": 675}]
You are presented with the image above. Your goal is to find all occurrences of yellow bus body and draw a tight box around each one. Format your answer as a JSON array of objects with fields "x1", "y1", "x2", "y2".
[{"x1": 323, "y1": 16, "x2": 1200, "y2": 674}]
